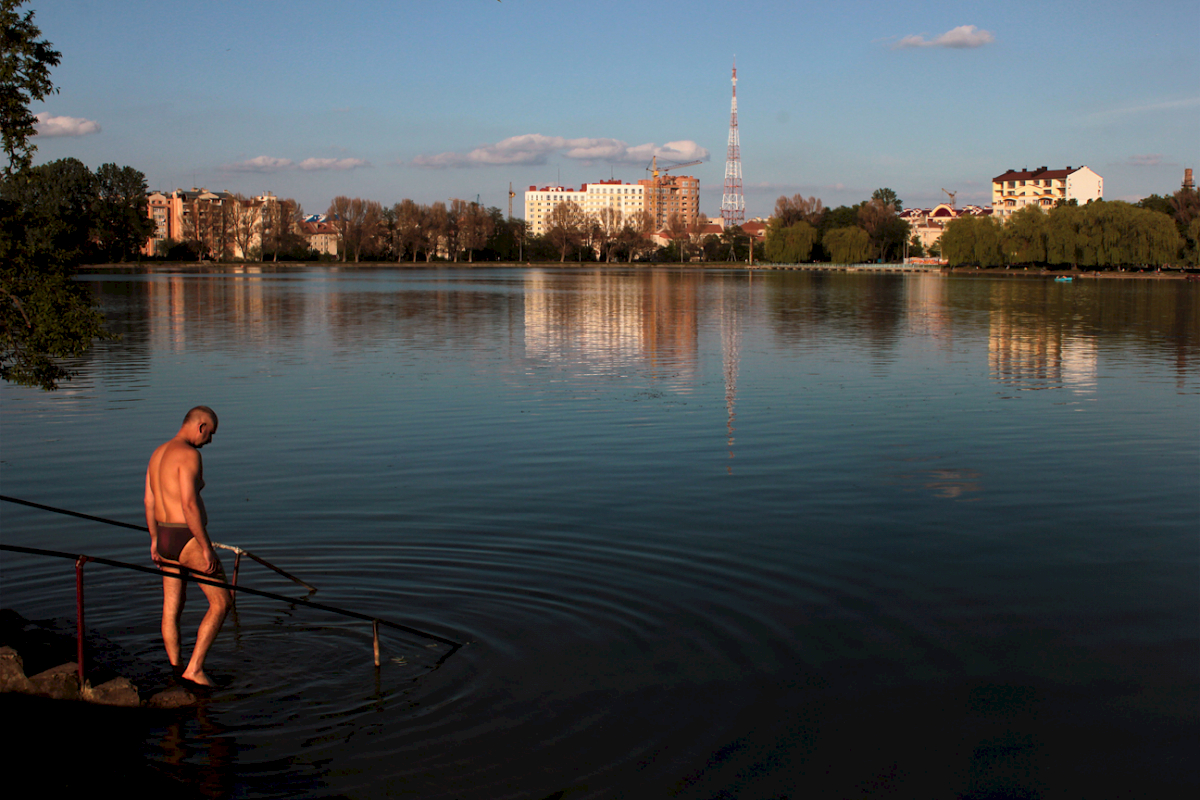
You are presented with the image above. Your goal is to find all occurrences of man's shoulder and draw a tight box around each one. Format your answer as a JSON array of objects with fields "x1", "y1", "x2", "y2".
[{"x1": 161, "y1": 438, "x2": 200, "y2": 468}]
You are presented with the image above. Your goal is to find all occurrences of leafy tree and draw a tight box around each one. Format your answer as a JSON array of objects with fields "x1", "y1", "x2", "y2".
[
  {"x1": 1168, "y1": 186, "x2": 1200, "y2": 231},
  {"x1": 941, "y1": 216, "x2": 1002, "y2": 267},
  {"x1": 1, "y1": 0, "x2": 59, "y2": 176},
  {"x1": 858, "y1": 198, "x2": 907, "y2": 261},
  {"x1": 763, "y1": 219, "x2": 817, "y2": 263},
  {"x1": 1045, "y1": 204, "x2": 1083, "y2": 267},
  {"x1": 823, "y1": 226, "x2": 870, "y2": 263},
  {"x1": 1002, "y1": 205, "x2": 1047, "y2": 265},
  {"x1": 92, "y1": 163, "x2": 153, "y2": 262},
  {"x1": 1136, "y1": 193, "x2": 1173, "y2": 218},
  {"x1": 1, "y1": 157, "x2": 109, "y2": 388},
  {"x1": 1185, "y1": 218, "x2": 1200, "y2": 266},
  {"x1": 484, "y1": 211, "x2": 526, "y2": 261},
  {"x1": 907, "y1": 234, "x2": 925, "y2": 259},
  {"x1": 814, "y1": 204, "x2": 857, "y2": 260},
  {"x1": 617, "y1": 210, "x2": 654, "y2": 262},
  {"x1": 5, "y1": 157, "x2": 96, "y2": 265},
  {"x1": 871, "y1": 187, "x2": 903, "y2": 212}
]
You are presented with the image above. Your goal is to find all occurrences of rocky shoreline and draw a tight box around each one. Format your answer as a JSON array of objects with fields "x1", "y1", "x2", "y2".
[{"x1": 0, "y1": 609, "x2": 201, "y2": 709}]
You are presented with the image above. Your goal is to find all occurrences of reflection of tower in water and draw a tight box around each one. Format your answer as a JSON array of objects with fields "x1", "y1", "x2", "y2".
[{"x1": 722, "y1": 282, "x2": 741, "y2": 473}]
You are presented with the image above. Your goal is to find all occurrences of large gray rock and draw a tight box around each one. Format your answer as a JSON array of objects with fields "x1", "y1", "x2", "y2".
[
  {"x1": 0, "y1": 646, "x2": 33, "y2": 693},
  {"x1": 28, "y1": 662, "x2": 80, "y2": 700},
  {"x1": 82, "y1": 676, "x2": 141, "y2": 707},
  {"x1": 146, "y1": 684, "x2": 198, "y2": 709}
]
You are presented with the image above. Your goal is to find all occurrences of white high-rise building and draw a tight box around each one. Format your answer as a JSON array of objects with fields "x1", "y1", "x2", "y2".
[{"x1": 525, "y1": 181, "x2": 646, "y2": 236}]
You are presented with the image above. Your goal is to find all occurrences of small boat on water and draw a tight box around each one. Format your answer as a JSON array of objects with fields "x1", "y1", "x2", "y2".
[{"x1": 1055, "y1": 276, "x2": 1074, "y2": 282}]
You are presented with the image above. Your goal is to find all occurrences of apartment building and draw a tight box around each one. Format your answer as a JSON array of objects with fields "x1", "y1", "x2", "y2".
[
  {"x1": 524, "y1": 181, "x2": 646, "y2": 236},
  {"x1": 143, "y1": 189, "x2": 282, "y2": 258},
  {"x1": 639, "y1": 173, "x2": 701, "y2": 230},
  {"x1": 991, "y1": 166, "x2": 1102, "y2": 220}
]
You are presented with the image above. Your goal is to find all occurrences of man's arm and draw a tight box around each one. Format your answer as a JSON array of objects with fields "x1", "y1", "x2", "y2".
[
  {"x1": 144, "y1": 468, "x2": 162, "y2": 563},
  {"x1": 178, "y1": 450, "x2": 218, "y2": 574}
]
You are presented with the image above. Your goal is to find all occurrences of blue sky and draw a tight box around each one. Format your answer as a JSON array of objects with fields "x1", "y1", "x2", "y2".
[{"x1": 27, "y1": 0, "x2": 1200, "y2": 219}]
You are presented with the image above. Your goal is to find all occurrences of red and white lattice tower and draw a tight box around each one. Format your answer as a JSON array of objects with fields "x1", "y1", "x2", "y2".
[{"x1": 720, "y1": 62, "x2": 745, "y2": 229}]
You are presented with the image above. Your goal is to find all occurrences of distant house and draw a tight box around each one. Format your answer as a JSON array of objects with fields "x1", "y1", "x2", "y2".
[
  {"x1": 300, "y1": 220, "x2": 340, "y2": 257},
  {"x1": 991, "y1": 166, "x2": 1102, "y2": 221},
  {"x1": 901, "y1": 204, "x2": 993, "y2": 252}
]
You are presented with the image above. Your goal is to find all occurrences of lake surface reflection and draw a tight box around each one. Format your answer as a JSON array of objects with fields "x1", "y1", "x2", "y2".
[{"x1": 2, "y1": 267, "x2": 1197, "y2": 798}]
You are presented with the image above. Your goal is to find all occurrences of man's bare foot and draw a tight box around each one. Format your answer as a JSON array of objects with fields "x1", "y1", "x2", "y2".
[{"x1": 181, "y1": 668, "x2": 215, "y2": 687}]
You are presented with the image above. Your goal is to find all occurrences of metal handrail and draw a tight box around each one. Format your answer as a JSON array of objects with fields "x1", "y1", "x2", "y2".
[
  {"x1": 0, "y1": 494, "x2": 316, "y2": 593},
  {"x1": 0, "y1": 497, "x2": 463, "y2": 681}
]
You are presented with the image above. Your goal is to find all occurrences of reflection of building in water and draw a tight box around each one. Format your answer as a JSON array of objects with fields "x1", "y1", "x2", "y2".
[
  {"x1": 903, "y1": 274, "x2": 951, "y2": 340},
  {"x1": 145, "y1": 269, "x2": 272, "y2": 353},
  {"x1": 522, "y1": 271, "x2": 699, "y2": 388},
  {"x1": 721, "y1": 281, "x2": 741, "y2": 472},
  {"x1": 989, "y1": 309, "x2": 1097, "y2": 393}
]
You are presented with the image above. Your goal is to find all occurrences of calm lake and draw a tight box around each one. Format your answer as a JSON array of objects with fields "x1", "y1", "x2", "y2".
[{"x1": 1, "y1": 266, "x2": 1197, "y2": 798}]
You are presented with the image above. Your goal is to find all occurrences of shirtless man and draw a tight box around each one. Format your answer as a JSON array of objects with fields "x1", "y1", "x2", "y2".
[{"x1": 144, "y1": 406, "x2": 230, "y2": 687}]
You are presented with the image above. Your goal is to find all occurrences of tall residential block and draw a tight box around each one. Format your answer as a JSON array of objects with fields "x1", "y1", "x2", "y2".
[
  {"x1": 525, "y1": 181, "x2": 646, "y2": 236},
  {"x1": 991, "y1": 166, "x2": 1102, "y2": 220}
]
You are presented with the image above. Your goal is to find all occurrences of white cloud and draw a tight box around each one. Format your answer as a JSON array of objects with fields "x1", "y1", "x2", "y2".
[
  {"x1": 222, "y1": 155, "x2": 369, "y2": 173},
  {"x1": 226, "y1": 156, "x2": 295, "y2": 172},
  {"x1": 894, "y1": 25, "x2": 994, "y2": 50},
  {"x1": 298, "y1": 157, "x2": 370, "y2": 171},
  {"x1": 411, "y1": 134, "x2": 710, "y2": 169},
  {"x1": 1126, "y1": 154, "x2": 1164, "y2": 167},
  {"x1": 34, "y1": 113, "x2": 101, "y2": 137}
]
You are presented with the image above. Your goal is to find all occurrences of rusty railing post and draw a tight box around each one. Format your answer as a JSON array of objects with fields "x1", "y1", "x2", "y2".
[
  {"x1": 373, "y1": 620, "x2": 381, "y2": 668},
  {"x1": 231, "y1": 551, "x2": 242, "y2": 608},
  {"x1": 75, "y1": 555, "x2": 90, "y2": 686}
]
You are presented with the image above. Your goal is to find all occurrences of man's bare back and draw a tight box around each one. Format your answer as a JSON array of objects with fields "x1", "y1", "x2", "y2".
[{"x1": 144, "y1": 406, "x2": 229, "y2": 686}]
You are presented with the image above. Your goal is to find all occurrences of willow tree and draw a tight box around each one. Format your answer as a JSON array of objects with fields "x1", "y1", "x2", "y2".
[
  {"x1": 764, "y1": 219, "x2": 817, "y2": 263},
  {"x1": 823, "y1": 226, "x2": 870, "y2": 263},
  {"x1": 941, "y1": 216, "x2": 1002, "y2": 267},
  {"x1": 1002, "y1": 206, "x2": 1047, "y2": 265}
]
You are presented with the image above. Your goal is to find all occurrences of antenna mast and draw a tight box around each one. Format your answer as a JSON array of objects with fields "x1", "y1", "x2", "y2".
[{"x1": 721, "y1": 61, "x2": 745, "y2": 229}]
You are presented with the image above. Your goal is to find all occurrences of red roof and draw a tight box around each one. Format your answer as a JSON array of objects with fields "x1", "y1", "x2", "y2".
[{"x1": 992, "y1": 166, "x2": 1081, "y2": 182}]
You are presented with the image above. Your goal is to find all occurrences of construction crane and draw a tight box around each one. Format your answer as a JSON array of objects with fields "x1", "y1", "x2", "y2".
[
  {"x1": 941, "y1": 188, "x2": 957, "y2": 209},
  {"x1": 646, "y1": 156, "x2": 703, "y2": 229}
]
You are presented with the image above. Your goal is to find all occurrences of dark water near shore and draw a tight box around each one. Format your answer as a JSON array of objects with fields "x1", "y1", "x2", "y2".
[{"x1": 2, "y1": 267, "x2": 1197, "y2": 798}]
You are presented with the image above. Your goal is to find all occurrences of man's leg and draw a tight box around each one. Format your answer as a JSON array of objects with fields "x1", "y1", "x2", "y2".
[
  {"x1": 161, "y1": 565, "x2": 186, "y2": 670},
  {"x1": 177, "y1": 542, "x2": 231, "y2": 686}
]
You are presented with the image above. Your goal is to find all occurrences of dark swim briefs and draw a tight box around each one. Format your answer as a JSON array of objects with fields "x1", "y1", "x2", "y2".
[{"x1": 157, "y1": 522, "x2": 193, "y2": 561}]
